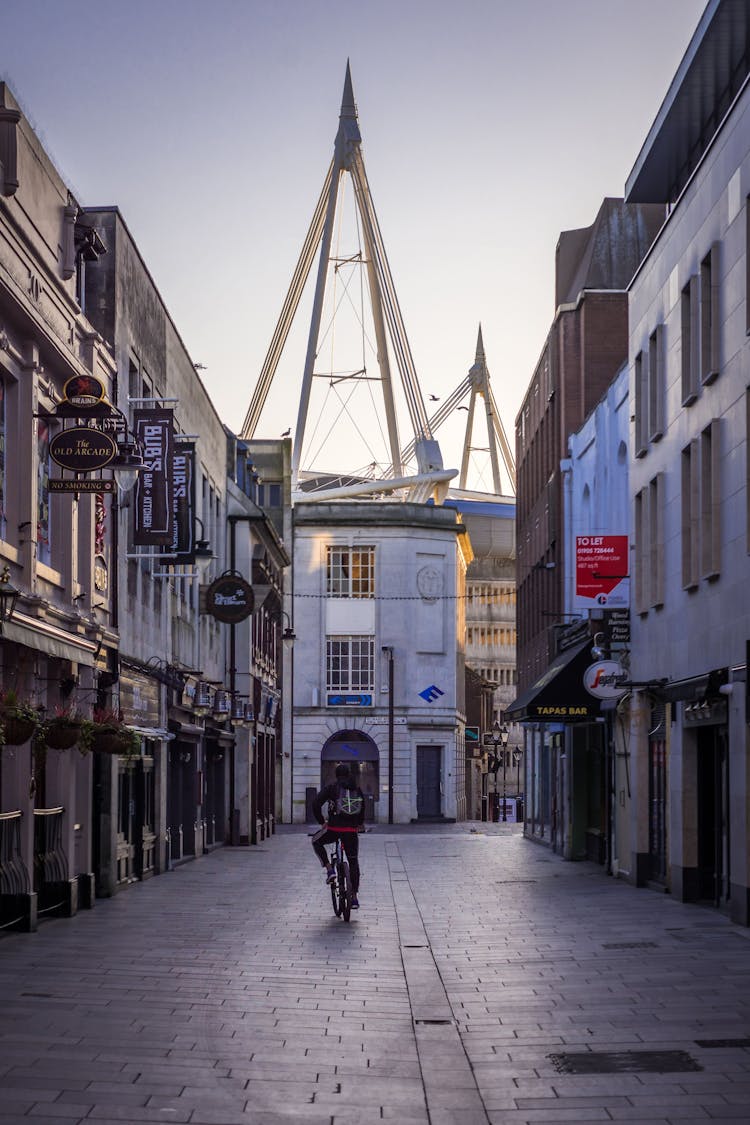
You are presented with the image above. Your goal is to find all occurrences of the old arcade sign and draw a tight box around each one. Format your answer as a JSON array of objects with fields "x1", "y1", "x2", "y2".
[
  {"x1": 49, "y1": 426, "x2": 118, "y2": 472},
  {"x1": 205, "y1": 574, "x2": 254, "y2": 624}
]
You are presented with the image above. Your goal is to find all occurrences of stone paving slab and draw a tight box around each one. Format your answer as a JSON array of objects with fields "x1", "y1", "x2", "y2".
[{"x1": 2, "y1": 824, "x2": 750, "y2": 1123}]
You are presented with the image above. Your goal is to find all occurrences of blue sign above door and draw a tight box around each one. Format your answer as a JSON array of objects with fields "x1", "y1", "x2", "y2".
[{"x1": 327, "y1": 694, "x2": 373, "y2": 707}]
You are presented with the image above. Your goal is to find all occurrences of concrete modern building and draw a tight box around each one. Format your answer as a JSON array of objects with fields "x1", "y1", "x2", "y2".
[
  {"x1": 511, "y1": 197, "x2": 664, "y2": 856},
  {"x1": 289, "y1": 500, "x2": 472, "y2": 824},
  {"x1": 625, "y1": 0, "x2": 750, "y2": 923}
]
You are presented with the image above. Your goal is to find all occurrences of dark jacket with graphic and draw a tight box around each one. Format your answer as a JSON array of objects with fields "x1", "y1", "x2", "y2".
[{"x1": 312, "y1": 780, "x2": 366, "y2": 829}]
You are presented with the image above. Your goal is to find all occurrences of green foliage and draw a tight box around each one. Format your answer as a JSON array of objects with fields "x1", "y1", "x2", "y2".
[{"x1": 0, "y1": 689, "x2": 40, "y2": 747}]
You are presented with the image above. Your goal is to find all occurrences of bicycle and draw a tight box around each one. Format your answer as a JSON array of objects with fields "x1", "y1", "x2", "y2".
[{"x1": 328, "y1": 833, "x2": 353, "y2": 922}]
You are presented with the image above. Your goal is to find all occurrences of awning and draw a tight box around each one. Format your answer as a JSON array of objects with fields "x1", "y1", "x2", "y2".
[
  {"x1": 505, "y1": 641, "x2": 599, "y2": 723},
  {"x1": 662, "y1": 668, "x2": 727, "y2": 703},
  {"x1": 3, "y1": 616, "x2": 97, "y2": 667}
]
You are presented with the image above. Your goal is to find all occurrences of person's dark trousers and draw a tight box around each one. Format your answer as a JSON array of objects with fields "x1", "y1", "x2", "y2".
[{"x1": 312, "y1": 828, "x2": 360, "y2": 893}]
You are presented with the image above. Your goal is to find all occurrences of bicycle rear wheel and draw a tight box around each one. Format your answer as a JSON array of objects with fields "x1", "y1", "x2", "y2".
[
  {"x1": 330, "y1": 852, "x2": 342, "y2": 917},
  {"x1": 338, "y1": 860, "x2": 351, "y2": 922}
]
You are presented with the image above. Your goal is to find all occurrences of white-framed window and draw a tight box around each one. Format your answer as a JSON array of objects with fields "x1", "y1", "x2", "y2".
[
  {"x1": 326, "y1": 545, "x2": 375, "y2": 598},
  {"x1": 326, "y1": 636, "x2": 374, "y2": 692}
]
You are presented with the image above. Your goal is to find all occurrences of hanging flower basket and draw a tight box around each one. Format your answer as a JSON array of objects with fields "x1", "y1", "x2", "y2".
[
  {"x1": 2, "y1": 713, "x2": 37, "y2": 746},
  {"x1": 44, "y1": 717, "x2": 82, "y2": 751},
  {"x1": 0, "y1": 691, "x2": 39, "y2": 747},
  {"x1": 90, "y1": 710, "x2": 140, "y2": 758}
]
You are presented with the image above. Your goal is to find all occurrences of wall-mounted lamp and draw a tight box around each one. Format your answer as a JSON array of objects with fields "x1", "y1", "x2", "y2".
[
  {"x1": 0, "y1": 566, "x2": 20, "y2": 634},
  {"x1": 211, "y1": 689, "x2": 231, "y2": 721},
  {"x1": 230, "y1": 696, "x2": 247, "y2": 727},
  {"x1": 591, "y1": 632, "x2": 608, "y2": 660},
  {"x1": 269, "y1": 612, "x2": 292, "y2": 639},
  {"x1": 193, "y1": 680, "x2": 212, "y2": 718},
  {"x1": 193, "y1": 516, "x2": 215, "y2": 575},
  {"x1": 275, "y1": 608, "x2": 296, "y2": 642},
  {"x1": 110, "y1": 435, "x2": 145, "y2": 492}
]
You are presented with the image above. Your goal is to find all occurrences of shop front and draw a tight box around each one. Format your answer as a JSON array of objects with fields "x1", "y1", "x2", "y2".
[{"x1": 507, "y1": 639, "x2": 605, "y2": 860}]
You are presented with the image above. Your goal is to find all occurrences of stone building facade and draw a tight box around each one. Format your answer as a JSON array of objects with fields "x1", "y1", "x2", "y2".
[
  {"x1": 288, "y1": 500, "x2": 472, "y2": 825},
  {"x1": 0, "y1": 83, "x2": 118, "y2": 928},
  {"x1": 625, "y1": 0, "x2": 750, "y2": 923}
]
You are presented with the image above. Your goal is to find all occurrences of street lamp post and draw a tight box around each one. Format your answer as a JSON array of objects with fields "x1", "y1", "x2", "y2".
[
  {"x1": 490, "y1": 720, "x2": 510, "y2": 822},
  {"x1": 500, "y1": 724, "x2": 510, "y2": 821},
  {"x1": 513, "y1": 746, "x2": 522, "y2": 796}
]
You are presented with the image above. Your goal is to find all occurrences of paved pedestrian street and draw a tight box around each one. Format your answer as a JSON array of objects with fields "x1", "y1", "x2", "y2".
[{"x1": 2, "y1": 825, "x2": 750, "y2": 1125}]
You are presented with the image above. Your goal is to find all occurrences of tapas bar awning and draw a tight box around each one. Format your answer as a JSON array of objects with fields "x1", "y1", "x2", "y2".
[{"x1": 505, "y1": 641, "x2": 598, "y2": 723}]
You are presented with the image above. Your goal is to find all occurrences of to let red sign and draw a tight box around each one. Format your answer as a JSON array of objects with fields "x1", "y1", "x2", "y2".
[{"x1": 574, "y1": 535, "x2": 629, "y2": 609}]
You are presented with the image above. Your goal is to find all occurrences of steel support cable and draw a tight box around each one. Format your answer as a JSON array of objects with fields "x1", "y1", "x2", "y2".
[
  {"x1": 347, "y1": 161, "x2": 403, "y2": 474},
  {"x1": 292, "y1": 162, "x2": 347, "y2": 484},
  {"x1": 486, "y1": 381, "x2": 517, "y2": 488},
  {"x1": 350, "y1": 157, "x2": 430, "y2": 438},
  {"x1": 241, "y1": 161, "x2": 334, "y2": 438},
  {"x1": 399, "y1": 376, "x2": 472, "y2": 466},
  {"x1": 348, "y1": 166, "x2": 411, "y2": 415},
  {"x1": 358, "y1": 181, "x2": 427, "y2": 436},
  {"x1": 305, "y1": 377, "x2": 375, "y2": 471}
]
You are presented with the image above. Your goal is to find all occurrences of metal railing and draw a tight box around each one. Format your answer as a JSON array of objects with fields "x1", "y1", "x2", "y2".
[
  {"x1": 0, "y1": 810, "x2": 30, "y2": 930},
  {"x1": 33, "y1": 807, "x2": 69, "y2": 917}
]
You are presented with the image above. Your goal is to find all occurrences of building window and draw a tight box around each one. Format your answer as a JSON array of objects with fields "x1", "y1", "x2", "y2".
[
  {"x1": 648, "y1": 325, "x2": 665, "y2": 442},
  {"x1": 326, "y1": 636, "x2": 374, "y2": 692},
  {"x1": 700, "y1": 419, "x2": 721, "y2": 579},
  {"x1": 326, "y1": 545, "x2": 375, "y2": 598},
  {"x1": 0, "y1": 380, "x2": 5, "y2": 540},
  {"x1": 747, "y1": 389, "x2": 750, "y2": 553},
  {"x1": 634, "y1": 487, "x2": 647, "y2": 614},
  {"x1": 681, "y1": 439, "x2": 700, "y2": 589},
  {"x1": 746, "y1": 198, "x2": 750, "y2": 335},
  {"x1": 681, "y1": 276, "x2": 699, "y2": 406},
  {"x1": 700, "y1": 243, "x2": 720, "y2": 385},
  {"x1": 634, "y1": 350, "x2": 648, "y2": 456},
  {"x1": 37, "y1": 417, "x2": 51, "y2": 565},
  {"x1": 648, "y1": 474, "x2": 665, "y2": 608}
]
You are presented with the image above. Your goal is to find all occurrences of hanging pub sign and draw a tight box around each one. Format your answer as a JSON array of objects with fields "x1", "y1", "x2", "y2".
[
  {"x1": 168, "y1": 440, "x2": 195, "y2": 562},
  {"x1": 49, "y1": 426, "x2": 118, "y2": 472},
  {"x1": 205, "y1": 573, "x2": 254, "y2": 624},
  {"x1": 133, "y1": 408, "x2": 174, "y2": 545},
  {"x1": 62, "y1": 374, "x2": 107, "y2": 409}
]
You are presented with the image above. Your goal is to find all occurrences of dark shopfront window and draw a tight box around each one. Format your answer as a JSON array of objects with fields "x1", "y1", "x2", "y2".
[{"x1": 530, "y1": 734, "x2": 550, "y2": 839}]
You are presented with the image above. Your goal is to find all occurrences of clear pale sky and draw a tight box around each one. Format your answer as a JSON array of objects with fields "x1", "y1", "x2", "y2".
[{"x1": 3, "y1": 0, "x2": 706, "y2": 485}]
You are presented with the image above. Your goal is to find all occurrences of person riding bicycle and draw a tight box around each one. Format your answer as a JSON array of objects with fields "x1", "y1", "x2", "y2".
[{"x1": 311, "y1": 762, "x2": 365, "y2": 909}]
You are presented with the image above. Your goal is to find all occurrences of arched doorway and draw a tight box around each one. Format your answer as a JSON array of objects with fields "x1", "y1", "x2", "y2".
[{"x1": 321, "y1": 730, "x2": 379, "y2": 822}]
